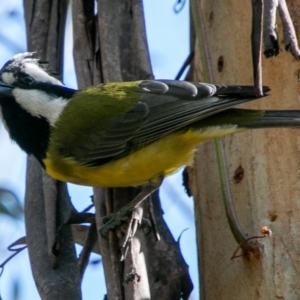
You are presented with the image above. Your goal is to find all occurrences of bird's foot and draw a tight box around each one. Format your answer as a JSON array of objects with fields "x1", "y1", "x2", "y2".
[
  {"x1": 99, "y1": 178, "x2": 163, "y2": 259},
  {"x1": 99, "y1": 178, "x2": 162, "y2": 237},
  {"x1": 100, "y1": 206, "x2": 132, "y2": 238}
]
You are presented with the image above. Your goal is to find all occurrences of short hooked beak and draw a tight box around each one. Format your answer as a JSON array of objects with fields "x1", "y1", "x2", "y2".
[{"x1": 0, "y1": 81, "x2": 13, "y2": 97}]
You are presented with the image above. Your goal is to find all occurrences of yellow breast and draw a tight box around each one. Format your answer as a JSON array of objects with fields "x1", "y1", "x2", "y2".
[{"x1": 43, "y1": 126, "x2": 243, "y2": 187}]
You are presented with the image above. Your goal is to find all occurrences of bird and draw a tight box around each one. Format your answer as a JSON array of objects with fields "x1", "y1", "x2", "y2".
[
  {"x1": 2, "y1": 52, "x2": 300, "y2": 239},
  {"x1": 0, "y1": 52, "x2": 300, "y2": 191}
]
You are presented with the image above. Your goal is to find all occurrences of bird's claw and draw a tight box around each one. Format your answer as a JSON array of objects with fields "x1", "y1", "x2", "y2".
[{"x1": 99, "y1": 207, "x2": 131, "y2": 238}]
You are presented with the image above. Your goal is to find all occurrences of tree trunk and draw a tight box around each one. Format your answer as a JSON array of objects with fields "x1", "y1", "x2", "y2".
[
  {"x1": 72, "y1": 0, "x2": 193, "y2": 299},
  {"x1": 190, "y1": 0, "x2": 300, "y2": 298},
  {"x1": 23, "y1": 0, "x2": 81, "y2": 299}
]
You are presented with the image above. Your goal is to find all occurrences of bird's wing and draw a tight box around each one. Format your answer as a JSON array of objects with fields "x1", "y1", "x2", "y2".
[
  {"x1": 56, "y1": 80, "x2": 266, "y2": 166},
  {"x1": 59, "y1": 100, "x2": 149, "y2": 166},
  {"x1": 131, "y1": 80, "x2": 266, "y2": 147}
]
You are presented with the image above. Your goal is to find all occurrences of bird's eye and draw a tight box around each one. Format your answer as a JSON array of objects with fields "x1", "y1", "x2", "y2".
[{"x1": 19, "y1": 74, "x2": 35, "y2": 86}]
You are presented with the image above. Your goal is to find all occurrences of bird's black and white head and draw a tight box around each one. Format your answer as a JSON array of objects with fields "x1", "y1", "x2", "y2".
[
  {"x1": 0, "y1": 52, "x2": 63, "y2": 88},
  {"x1": 0, "y1": 52, "x2": 76, "y2": 161},
  {"x1": 0, "y1": 52, "x2": 76, "y2": 127}
]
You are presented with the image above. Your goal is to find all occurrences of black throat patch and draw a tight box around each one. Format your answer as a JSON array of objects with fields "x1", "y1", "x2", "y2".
[{"x1": 0, "y1": 93, "x2": 51, "y2": 167}]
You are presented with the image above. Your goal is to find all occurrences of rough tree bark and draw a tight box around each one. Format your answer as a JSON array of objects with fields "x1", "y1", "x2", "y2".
[
  {"x1": 189, "y1": 0, "x2": 300, "y2": 298},
  {"x1": 13, "y1": 0, "x2": 193, "y2": 299},
  {"x1": 23, "y1": 1, "x2": 81, "y2": 299},
  {"x1": 72, "y1": 1, "x2": 193, "y2": 299}
]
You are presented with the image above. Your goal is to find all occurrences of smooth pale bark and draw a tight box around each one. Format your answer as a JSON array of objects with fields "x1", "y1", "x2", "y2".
[{"x1": 190, "y1": 0, "x2": 300, "y2": 298}]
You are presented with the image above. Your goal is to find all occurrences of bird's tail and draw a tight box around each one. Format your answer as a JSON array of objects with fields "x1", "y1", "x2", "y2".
[
  {"x1": 238, "y1": 110, "x2": 300, "y2": 129},
  {"x1": 193, "y1": 108, "x2": 300, "y2": 129}
]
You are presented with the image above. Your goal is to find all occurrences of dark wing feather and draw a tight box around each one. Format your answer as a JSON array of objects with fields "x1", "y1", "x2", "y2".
[
  {"x1": 131, "y1": 81, "x2": 268, "y2": 147},
  {"x1": 74, "y1": 80, "x2": 267, "y2": 166}
]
